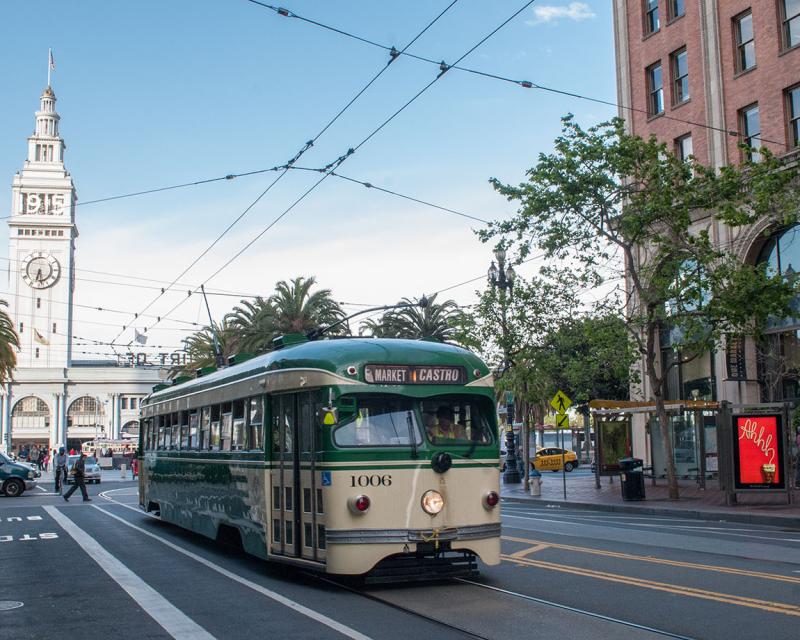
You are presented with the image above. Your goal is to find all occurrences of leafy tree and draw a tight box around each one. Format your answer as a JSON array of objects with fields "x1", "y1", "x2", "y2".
[
  {"x1": 0, "y1": 300, "x2": 19, "y2": 382},
  {"x1": 269, "y1": 277, "x2": 347, "y2": 336},
  {"x1": 179, "y1": 318, "x2": 240, "y2": 375},
  {"x1": 227, "y1": 296, "x2": 275, "y2": 353},
  {"x1": 360, "y1": 294, "x2": 464, "y2": 343},
  {"x1": 483, "y1": 115, "x2": 800, "y2": 499}
]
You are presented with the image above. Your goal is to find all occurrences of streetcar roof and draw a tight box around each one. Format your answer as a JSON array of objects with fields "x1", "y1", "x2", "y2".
[{"x1": 145, "y1": 338, "x2": 490, "y2": 404}]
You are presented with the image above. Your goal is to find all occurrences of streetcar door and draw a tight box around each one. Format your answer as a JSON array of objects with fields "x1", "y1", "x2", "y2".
[
  {"x1": 297, "y1": 391, "x2": 323, "y2": 562},
  {"x1": 270, "y1": 392, "x2": 324, "y2": 562},
  {"x1": 270, "y1": 394, "x2": 300, "y2": 557}
]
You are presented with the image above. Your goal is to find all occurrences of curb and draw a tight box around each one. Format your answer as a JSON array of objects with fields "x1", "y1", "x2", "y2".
[{"x1": 500, "y1": 495, "x2": 800, "y2": 528}]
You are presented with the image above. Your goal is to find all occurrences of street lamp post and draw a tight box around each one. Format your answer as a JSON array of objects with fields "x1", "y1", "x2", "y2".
[{"x1": 488, "y1": 249, "x2": 520, "y2": 484}]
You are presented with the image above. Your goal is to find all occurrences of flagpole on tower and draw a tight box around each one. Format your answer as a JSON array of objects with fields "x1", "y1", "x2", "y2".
[{"x1": 47, "y1": 48, "x2": 55, "y2": 87}]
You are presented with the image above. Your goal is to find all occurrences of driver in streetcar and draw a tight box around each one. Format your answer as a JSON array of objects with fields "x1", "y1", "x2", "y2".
[{"x1": 430, "y1": 405, "x2": 464, "y2": 442}]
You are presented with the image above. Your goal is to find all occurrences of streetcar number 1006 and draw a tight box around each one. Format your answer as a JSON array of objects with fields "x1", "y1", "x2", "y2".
[{"x1": 350, "y1": 474, "x2": 392, "y2": 487}]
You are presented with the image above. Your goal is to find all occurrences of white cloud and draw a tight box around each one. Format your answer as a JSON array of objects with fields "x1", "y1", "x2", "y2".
[{"x1": 526, "y1": 2, "x2": 596, "y2": 26}]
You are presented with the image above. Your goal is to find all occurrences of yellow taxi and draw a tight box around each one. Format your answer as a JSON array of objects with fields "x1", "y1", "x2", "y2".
[{"x1": 532, "y1": 447, "x2": 579, "y2": 472}]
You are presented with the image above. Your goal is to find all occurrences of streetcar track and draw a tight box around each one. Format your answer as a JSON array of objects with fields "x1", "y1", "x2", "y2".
[
  {"x1": 310, "y1": 574, "x2": 492, "y2": 640},
  {"x1": 455, "y1": 578, "x2": 699, "y2": 640}
]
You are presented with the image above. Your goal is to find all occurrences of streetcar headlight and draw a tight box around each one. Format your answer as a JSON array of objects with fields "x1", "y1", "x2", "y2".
[
  {"x1": 348, "y1": 494, "x2": 371, "y2": 514},
  {"x1": 483, "y1": 491, "x2": 499, "y2": 509},
  {"x1": 421, "y1": 490, "x2": 444, "y2": 515}
]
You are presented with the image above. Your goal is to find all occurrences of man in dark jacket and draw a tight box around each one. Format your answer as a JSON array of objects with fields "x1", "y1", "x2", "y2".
[{"x1": 63, "y1": 453, "x2": 91, "y2": 502}]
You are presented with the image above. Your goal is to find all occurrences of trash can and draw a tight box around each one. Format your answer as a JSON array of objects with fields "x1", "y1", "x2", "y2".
[{"x1": 618, "y1": 457, "x2": 645, "y2": 501}]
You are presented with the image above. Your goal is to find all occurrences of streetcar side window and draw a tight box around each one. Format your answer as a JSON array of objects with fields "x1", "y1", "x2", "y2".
[
  {"x1": 188, "y1": 411, "x2": 198, "y2": 450},
  {"x1": 221, "y1": 402, "x2": 233, "y2": 451},
  {"x1": 170, "y1": 412, "x2": 179, "y2": 450},
  {"x1": 232, "y1": 400, "x2": 245, "y2": 451},
  {"x1": 299, "y1": 393, "x2": 314, "y2": 454},
  {"x1": 200, "y1": 407, "x2": 210, "y2": 450},
  {"x1": 247, "y1": 396, "x2": 264, "y2": 451},
  {"x1": 180, "y1": 410, "x2": 189, "y2": 450},
  {"x1": 157, "y1": 415, "x2": 166, "y2": 450},
  {"x1": 210, "y1": 405, "x2": 221, "y2": 451}
]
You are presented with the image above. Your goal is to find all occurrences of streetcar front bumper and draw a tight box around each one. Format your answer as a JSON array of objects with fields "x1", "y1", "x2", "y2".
[{"x1": 325, "y1": 522, "x2": 501, "y2": 545}]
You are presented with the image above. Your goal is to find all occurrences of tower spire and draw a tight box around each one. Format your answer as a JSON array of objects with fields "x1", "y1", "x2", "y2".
[{"x1": 47, "y1": 48, "x2": 55, "y2": 88}]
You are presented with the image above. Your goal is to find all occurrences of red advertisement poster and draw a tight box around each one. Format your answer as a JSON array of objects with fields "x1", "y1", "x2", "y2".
[{"x1": 734, "y1": 415, "x2": 782, "y2": 487}]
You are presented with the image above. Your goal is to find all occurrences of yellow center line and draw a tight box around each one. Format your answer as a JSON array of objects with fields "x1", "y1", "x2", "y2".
[
  {"x1": 502, "y1": 535, "x2": 800, "y2": 584},
  {"x1": 508, "y1": 543, "x2": 550, "y2": 558},
  {"x1": 501, "y1": 554, "x2": 800, "y2": 618}
]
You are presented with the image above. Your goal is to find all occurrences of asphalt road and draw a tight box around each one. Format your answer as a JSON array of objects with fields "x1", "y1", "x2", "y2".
[{"x1": 1, "y1": 481, "x2": 798, "y2": 640}]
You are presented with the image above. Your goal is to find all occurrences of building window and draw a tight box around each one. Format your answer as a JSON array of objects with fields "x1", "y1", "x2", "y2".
[
  {"x1": 734, "y1": 11, "x2": 756, "y2": 72},
  {"x1": 647, "y1": 62, "x2": 664, "y2": 116},
  {"x1": 644, "y1": 0, "x2": 660, "y2": 35},
  {"x1": 36, "y1": 298, "x2": 41, "y2": 309},
  {"x1": 35, "y1": 348, "x2": 39, "y2": 358},
  {"x1": 676, "y1": 134, "x2": 693, "y2": 161},
  {"x1": 788, "y1": 84, "x2": 800, "y2": 148},
  {"x1": 781, "y1": 0, "x2": 800, "y2": 50},
  {"x1": 668, "y1": 0, "x2": 684, "y2": 21},
  {"x1": 52, "y1": 323, "x2": 57, "y2": 333},
  {"x1": 671, "y1": 47, "x2": 689, "y2": 104},
  {"x1": 739, "y1": 104, "x2": 762, "y2": 161},
  {"x1": 121, "y1": 397, "x2": 129, "y2": 410},
  {"x1": 19, "y1": 322, "x2": 23, "y2": 333}
]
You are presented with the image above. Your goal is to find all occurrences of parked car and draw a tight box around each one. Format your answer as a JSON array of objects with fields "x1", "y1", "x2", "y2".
[
  {"x1": 532, "y1": 447, "x2": 579, "y2": 472},
  {"x1": 0, "y1": 452, "x2": 38, "y2": 497},
  {"x1": 66, "y1": 455, "x2": 101, "y2": 484}
]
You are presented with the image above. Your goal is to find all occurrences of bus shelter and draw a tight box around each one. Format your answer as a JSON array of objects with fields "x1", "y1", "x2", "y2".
[{"x1": 589, "y1": 399, "x2": 795, "y2": 505}]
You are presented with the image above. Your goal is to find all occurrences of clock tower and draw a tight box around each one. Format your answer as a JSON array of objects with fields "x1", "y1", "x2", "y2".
[{"x1": 8, "y1": 86, "x2": 77, "y2": 368}]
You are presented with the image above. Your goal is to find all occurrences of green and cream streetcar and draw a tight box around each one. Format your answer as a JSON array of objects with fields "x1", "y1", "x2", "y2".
[{"x1": 139, "y1": 335, "x2": 501, "y2": 581}]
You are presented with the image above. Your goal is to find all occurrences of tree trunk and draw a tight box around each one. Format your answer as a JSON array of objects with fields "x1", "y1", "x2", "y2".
[{"x1": 645, "y1": 324, "x2": 680, "y2": 499}]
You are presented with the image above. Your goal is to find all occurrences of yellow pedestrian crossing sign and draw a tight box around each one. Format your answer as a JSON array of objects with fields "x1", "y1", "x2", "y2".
[
  {"x1": 555, "y1": 413, "x2": 570, "y2": 429},
  {"x1": 550, "y1": 390, "x2": 572, "y2": 414}
]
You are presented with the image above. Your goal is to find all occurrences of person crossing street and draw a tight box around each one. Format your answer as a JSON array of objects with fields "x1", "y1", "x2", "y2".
[
  {"x1": 63, "y1": 452, "x2": 91, "y2": 502},
  {"x1": 53, "y1": 447, "x2": 68, "y2": 494}
]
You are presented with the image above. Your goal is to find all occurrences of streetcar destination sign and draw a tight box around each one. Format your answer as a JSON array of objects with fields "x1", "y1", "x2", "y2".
[{"x1": 364, "y1": 364, "x2": 466, "y2": 384}]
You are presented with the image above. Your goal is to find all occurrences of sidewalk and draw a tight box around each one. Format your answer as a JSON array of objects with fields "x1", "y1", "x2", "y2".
[
  {"x1": 501, "y1": 472, "x2": 800, "y2": 528},
  {"x1": 35, "y1": 467, "x2": 137, "y2": 485}
]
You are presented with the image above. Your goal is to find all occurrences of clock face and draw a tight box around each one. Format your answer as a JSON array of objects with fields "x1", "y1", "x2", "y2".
[{"x1": 22, "y1": 252, "x2": 61, "y2": 289}]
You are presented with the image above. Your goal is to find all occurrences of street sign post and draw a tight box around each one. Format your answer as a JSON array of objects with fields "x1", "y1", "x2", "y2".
[{"x1": 550, "y1": 390, "x2": 572, "y2": 500}]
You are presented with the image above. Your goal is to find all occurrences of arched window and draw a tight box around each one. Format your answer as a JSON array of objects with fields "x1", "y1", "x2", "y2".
[
  {"x1": 756, "y1": 225, "x2": 800, "y2": 400},
  {"x1": 67, "y1": 396, "x2": 106, "y2": 429},
  {"x1": 121, "y1": 420, "x2": 139, "y2": 437},
  {"x1": 11, "y1": 397, "x2": 50, "y2": 431}
]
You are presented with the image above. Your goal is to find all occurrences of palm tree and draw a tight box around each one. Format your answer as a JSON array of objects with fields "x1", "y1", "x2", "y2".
[
  {"x1": 178, "y1": 318, "x2": 240, "y2": 376},
  {"x1": 226, "y1": 296, "x2": 275, "y2": 353},
  {"x1": 0, "y1": 300, "x2": 19, "y2": 381},
  {"x1": 269, "y1": 276, "x2": 347, "y2": 337},
  {"x1": 361, "y1": 294, "x2": 463, "y2": 342}
]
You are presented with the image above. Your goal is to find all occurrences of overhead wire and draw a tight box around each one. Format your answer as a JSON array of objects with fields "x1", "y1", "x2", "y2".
[
  {"x1": 245, "y1": 1, "x2": 789, "y2": 148},
  {"x1": 109, "y1": 0, "x2": 464, "y2": 348}
]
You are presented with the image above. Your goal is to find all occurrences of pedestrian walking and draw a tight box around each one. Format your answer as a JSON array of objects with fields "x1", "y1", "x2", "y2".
[
  {"x1": 63, "y1": 452, "x2": 91, "y2": 502},
  {"x1": 130, "y1": 456, "x2": 138, "y2": 479},
  {"x1": 54, "y1": 447, "x2": 68, "y2": 494}
]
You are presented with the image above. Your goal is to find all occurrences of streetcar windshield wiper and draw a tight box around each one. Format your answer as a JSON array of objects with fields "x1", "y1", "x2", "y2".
[{"x1": 406, "y1": 411, "x2": 418, "y2": 459}]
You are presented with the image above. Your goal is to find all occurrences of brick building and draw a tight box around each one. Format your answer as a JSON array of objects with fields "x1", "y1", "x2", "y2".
[{"x1": 612, "y1": 1, "x2": 800, "y2": 477}]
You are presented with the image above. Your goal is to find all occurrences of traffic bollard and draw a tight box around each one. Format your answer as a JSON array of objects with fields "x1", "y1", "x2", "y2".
[{"x1": 120, "y1": 463, "x2": 126, "y2": 479}]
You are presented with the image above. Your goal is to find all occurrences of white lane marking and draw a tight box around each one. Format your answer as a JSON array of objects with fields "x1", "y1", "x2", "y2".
[
  {"x1": 36, "y1": 485, "x2": 46, "y2": 492},
  {"x1": 92, "y1": 505, "x2": 373, "y2": 640},
  {"x1": 501, "y1": 513, "x2": 800, "y2": 542},
  {"x1": 43, "y1": 506, "x2": 216, "y2": 640}
]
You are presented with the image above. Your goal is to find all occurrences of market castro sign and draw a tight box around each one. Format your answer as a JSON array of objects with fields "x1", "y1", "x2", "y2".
[{"x1": 364, "y1": 364, "x2": 466, "y2": 385}]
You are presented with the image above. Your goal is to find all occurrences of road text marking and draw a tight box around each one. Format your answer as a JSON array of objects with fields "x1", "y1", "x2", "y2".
[
  {"x1": 92, "y1": 505, "x2": 373, "y2": 640},
  {"x1": 43, "y1": 506, "x2": 216, "y2": 640}
]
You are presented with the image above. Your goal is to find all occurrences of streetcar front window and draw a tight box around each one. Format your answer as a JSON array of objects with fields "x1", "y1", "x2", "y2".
[
  {"x1": 421, "y1": 396, "x2": 494, "y2": 445},
  {"x1": 333, "y1": 396, "x2": 422, "y2": 447}
]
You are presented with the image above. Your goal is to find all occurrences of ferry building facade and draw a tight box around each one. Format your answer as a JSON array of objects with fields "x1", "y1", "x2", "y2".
[{"x1": 0, "y1": 86, "x2": 167, "y2": 455}]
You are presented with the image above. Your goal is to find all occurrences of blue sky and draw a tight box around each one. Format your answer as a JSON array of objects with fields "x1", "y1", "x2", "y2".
[{"x1": 0, "y1": 1, "x2": 616, "y2": 356}]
